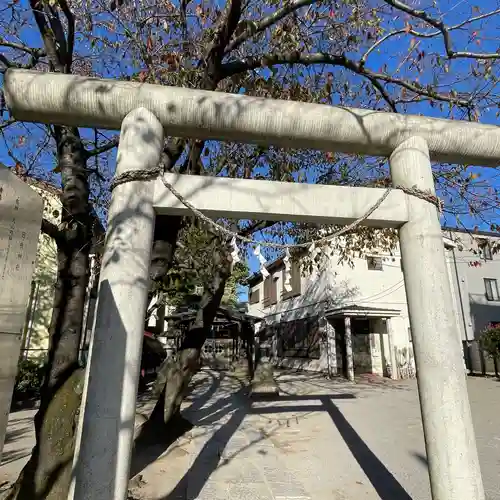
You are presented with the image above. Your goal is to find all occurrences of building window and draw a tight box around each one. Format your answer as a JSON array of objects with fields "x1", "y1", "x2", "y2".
[
  {"x1": 484, "y1": 278, "x2": 500, "y2": 301},
  {"x1": 249, "y1": 288, "x2": 260, "y2": 305},
  {"x1": 367, "y1": 256, "x2": 383, "y2": 271},
  {"x1": 263, "y1": 275, "x2": 278, "y2": 308},
  {"x1": 480, "y1": 241, "x2": 493, "y2": 261},
  {"x1": 22, "y1": 280, "x2": 40, "y2": 359},
  {"x1": 277, "y1": 316, "x2": 321, "y2": 359}
]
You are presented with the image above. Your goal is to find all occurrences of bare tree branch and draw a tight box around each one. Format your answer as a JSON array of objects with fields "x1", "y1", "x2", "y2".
[
  {"x1": 182, "y1": 1, "x2": 243, "y2": 176},
  {"x1": 239, "y1": 219, "x2": 277, "y2": 237},
  {"x1": 447, "y1": 7, "x2": 500, "y2": 32},
  {"x1": 161, "y1": 138, "x2": 187, "y2": 172},
  {"x1": 444, "y1": 49, "x2": 500, "y2": 61},
  {"x1": 225, "y1": 0, "x2": 316, "y2": 54},
  {"x1": 0, "y1": 53, "x2": 44, "y2": 71},
  {"x1": 0, "y1": 53, "x2": 12, "y2": 68},
  {"x1": 365, "y1": 76, "x2": 397, "y2": 112},
  {"x1": 204, "y1": 0, "x2": 242, "y2": 67},
  {"x1": 85, "y1": 136, "x2": 119, "y2": 157},
  {"x1": 383, "y1": 0, "x2": 500, "y2": 60},
  {"x1": 362, "y1": 7, "x2": 500, "y2": 66},
  {"x1": 180, "y1": 0, "x2": 192, "y2": 37},
  {"x1": 222, "y1": 51, "x2": 471, "y2": 106},
  {"x1": 0, "y1": 39, "x2": 45, "y2": 70},
  {"x1": 30, "y1": 0, "x2": 65, "y2": 72},
  {"x1": 0, "y1": 39, "x2": 45, "y2": 56},
  {"x1": 0, "y1": 118, "x2": 15, "y2": 131},
  {"x1": 362, "y1": 28, "x2": 418, "y2": 65},
  {"x1": 58, "y1": 0, "x2": 75, "y2": 73}
]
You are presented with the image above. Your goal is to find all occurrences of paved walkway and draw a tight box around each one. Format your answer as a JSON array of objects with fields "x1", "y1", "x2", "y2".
[
  {"x1": 127, "y1": 371, "x2": 500, "y2": 500},
  {"x1": 0, "y1": 408, "x2": 34, "y2": 492},
  {"x1": 2, "y1": 371, "x2": 500, "y2": 499}
]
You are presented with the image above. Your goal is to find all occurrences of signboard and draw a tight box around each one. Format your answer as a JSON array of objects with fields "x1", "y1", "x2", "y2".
[{"x1": 0, "y1": 164, "x2": 43, "y2": 459}]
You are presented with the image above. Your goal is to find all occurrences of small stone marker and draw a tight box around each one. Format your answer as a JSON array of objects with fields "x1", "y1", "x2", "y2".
[
  {"x1": 0, "y1": 164, "x2": 43, "y2": 460},
  {"x1": 250, "y1": 361, "x2": 279, "y2": 398}
]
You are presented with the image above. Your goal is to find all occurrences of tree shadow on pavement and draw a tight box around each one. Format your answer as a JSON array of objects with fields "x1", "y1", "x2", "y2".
[
  {"x1": 154, "y1": 377, "x2": 380, "y2": 500},
  {"x1": 133, "y1": 368, "x2": 413, "y2": 500},
  {"x1": 154, "y1": 374, "x2": 413, "y2": 500},
  {"x1": 129, "y1": 370, "x2": 223, "y2": 479},
  {"x1": 0, "y1": 449, "x2": 32, "y2": 467},
  {"x1": 1, "y1": 420, "x2": 33, "y2": 468},
  {"x1": 161, "y1": 386, "x2": 250, "y2": 500}
]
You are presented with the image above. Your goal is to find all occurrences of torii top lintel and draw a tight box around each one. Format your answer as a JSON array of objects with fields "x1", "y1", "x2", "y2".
[{"x1": 4, "y1": 69, "x2": 500, "y2": 168}]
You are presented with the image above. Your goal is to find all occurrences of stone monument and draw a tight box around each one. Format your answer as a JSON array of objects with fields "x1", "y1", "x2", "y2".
[{"x1": 0, "y1": 164, "x2": 43, "y2": 460}]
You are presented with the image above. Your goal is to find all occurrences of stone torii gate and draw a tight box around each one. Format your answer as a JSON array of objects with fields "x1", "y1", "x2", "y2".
[{"x1": 5, "y1": 69, "x2": 498, "y2": 500}]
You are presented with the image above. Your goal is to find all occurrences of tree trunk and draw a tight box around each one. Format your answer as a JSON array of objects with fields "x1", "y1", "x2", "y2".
[
  {"x1": 161, "y1": 340, "x2": 205, "y2": 424},
  {"x1": 136, "y1": 0, "x2": 244, "y2": 442},
  {"x1": 150, "y1": 216, "x2": 183, "y2": 282},
  {"x1": 6, "y1": 126, "x2": 91, "y2": 500},
  {"x1": 242, "y1": 322, "x2": 255, "y2": 380},
  {"x1": 143, "y1": 28, "x2": 239, "y2": 428},
  {"x1": 148, "y1": 246, "x2": 232, "y2": 428},
  {"x1": 148, "y1": 138, "x2": 187, "y2": 288},
  {"x1": 144, "y1": 0, "x2": 242, "y2": 288},
  {"x1": 5, "y1": 369, "x2": 85, "y2": 500}
]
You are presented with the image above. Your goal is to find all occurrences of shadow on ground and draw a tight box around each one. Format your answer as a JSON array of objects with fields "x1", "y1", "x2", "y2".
[
  {"x1": 129, "y1": 370, "x2": 223, "y2": 479},
  {"x1": 1, "y1": 419, "x2": 33, "y2": 468},
  {"x1": 321, "y1": 397, "x2": 412, "y2": 500},
  {"x1": 128, "y1": 369, "x2": 414, "y2": 500},
  {"x1": 412, "y1": 451, "x2": 428, "y2": 467}
]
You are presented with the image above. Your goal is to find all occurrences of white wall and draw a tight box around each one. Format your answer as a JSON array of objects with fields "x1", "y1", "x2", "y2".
[
  {"x1": 247, "y1": 246, "x2": 412, "y2": 351},
  {"x1": 247, "y1": 229, "x2": 500, "y2": 377},
  {"x1": 445, "y1": 231, "x2": 500, "y2": 340},
  {"x1": 333, "y1": 251, "x2": 410, "y2": 349},
  {"x1": 248, "y1": 265, "x2": 333, "y2": 322},
  {"x1": 22, "y1": 184, "x2": 62, "y2": 359}
]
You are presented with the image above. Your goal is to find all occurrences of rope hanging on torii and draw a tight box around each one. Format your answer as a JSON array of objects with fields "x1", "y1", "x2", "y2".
[{"x1": 110, "y1": 162, "x2": 444, "y2": 281}]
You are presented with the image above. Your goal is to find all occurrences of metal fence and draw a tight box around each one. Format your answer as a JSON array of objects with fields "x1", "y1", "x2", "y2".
[{"x1": 464, "y1": 340, "x2": 499, "y2": 376}]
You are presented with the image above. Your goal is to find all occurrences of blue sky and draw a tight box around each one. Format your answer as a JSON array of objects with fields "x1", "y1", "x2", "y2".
[{"x1": 1, "y1": 0, "x2": 499, "y2": 302}]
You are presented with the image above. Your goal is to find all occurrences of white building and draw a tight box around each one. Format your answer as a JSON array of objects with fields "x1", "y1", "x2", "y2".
[
  {"x1": 445, "y1": 228, "x2": 500, "y2": 375},
  {"x1": 247, "y1": 227, "x2": 500, "y2": 379}
]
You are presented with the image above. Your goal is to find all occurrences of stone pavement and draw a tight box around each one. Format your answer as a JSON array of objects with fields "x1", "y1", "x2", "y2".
[
  {"x1": 2, "y1": 370, "x2": 500, "y2": 499},
  {"x1": 0, "y1": 408, "x2": 34, "y2": 493},
  {"x1": 126, "y1": 370, "x2": 500, "y2": 500}
]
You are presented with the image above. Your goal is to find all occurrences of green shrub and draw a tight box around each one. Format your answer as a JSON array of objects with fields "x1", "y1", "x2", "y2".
[
  {"x1": 478, "y1": 323, "x2": 500, "y2": 361},
  {"x1": 14, "y1": 358, "x2": 46, "y2": 400}
]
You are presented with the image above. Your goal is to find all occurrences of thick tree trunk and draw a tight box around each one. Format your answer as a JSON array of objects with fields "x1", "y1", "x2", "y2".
[
  {"x1": 143, "y1": 3, "x2": 243, "y2": 428},
  {"x1": 150, "y1": 217, "x2": 183, "y2": 282},
  {"x1": 147, "y1": 247, "x2": 232, "y2": 428},
  {"x1": 149, "y1": 139, "x2": 187, "y2": 288},
  {"x1": 160, "y1": 340, "x2": 205, "y2": 424},
  {"x1": 5, "y1": 369, "x2": 85, "y2": 500},
  {"x1": 129, "y1": 0, "x2": 244, "y2": 447},
  {"x1": 6, "y1": 126, "x2": 91, "y2": 500}
]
